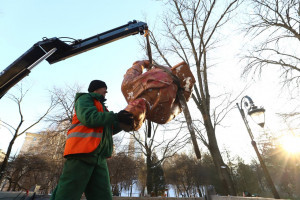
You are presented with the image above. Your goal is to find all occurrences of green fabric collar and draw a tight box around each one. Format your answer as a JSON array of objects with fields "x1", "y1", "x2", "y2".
[
  {"x1": 88, "y1": 92, "x2": 106, "y2": 103},
  {"x1": 75, "y1": 92, "x2": 106, "y2": 103}
]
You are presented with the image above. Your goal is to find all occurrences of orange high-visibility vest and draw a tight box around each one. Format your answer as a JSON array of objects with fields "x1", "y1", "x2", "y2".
[{"x1": 64, "y1": 99, "x2": 104, "y2": 156}]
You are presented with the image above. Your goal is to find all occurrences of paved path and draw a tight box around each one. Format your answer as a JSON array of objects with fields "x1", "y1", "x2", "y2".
[
  {"x1": 0, "y1": 192, "x2": 49, "y2": 200},
  {"x1": 0, "y1": 192, "x2": 204, "y2": 200},
  {"x1": 0, "y1": 191, "x2": 29, "y2": 199}
]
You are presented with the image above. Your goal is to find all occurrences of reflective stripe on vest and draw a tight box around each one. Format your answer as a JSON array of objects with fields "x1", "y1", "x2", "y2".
[
  {"x1": 67, "y1": 131, "x2": 103, "y2": 139},
  {"x1": 63, "y1": 99, "x2": 104, "y2": 156}
]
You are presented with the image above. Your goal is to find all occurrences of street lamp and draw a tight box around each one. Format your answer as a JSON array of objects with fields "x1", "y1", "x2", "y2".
[{"x1": 236, "y1": 96, "x2": 280, "y2": 199}]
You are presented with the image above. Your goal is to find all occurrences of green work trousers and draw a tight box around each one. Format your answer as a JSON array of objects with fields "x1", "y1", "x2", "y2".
[{"x1": 50, "y1": 155, "x2": 112, "y2": 200}]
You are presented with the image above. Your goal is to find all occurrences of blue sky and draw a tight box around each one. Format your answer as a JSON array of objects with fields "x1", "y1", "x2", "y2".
[
  {"x1": 0, "y1": 1, "x2": 297, "y2": 161},
  {"x1": 0, "y1": 0, "x2": 163, "y2": 153}
]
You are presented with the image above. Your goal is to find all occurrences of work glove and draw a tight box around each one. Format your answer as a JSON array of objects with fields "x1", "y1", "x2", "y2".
[{"x1": 117, "y1": 110, "x2": 134, "y2": 125}]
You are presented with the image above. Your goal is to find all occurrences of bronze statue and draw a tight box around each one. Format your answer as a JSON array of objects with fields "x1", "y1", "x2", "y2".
[{"x1": 121, "y1": 60, "x2": 195, "y2": 131}]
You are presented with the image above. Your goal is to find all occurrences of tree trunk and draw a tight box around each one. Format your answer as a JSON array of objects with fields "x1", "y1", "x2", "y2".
[
  {"x1": 7, "y1": 180, "x2": 12, "y2": 191},
  {"x1": 146, "y1": 154, "x2": 153, "y2": 195},
  {"x1": 177, "y1": 90, "x2": 201, "y2": 159},
  {"x1": 0, "y1": 136, "x2": 17, "y2": 182},
  {"x1": 12, "y1": 181, "x2": 17, "y2": 191},
  {"x1": 197, "y1": 186, "x2": 202, "y2": 197},
  {"x1": 140, "y1": 186, "x2": 145, "y2": 197},
  {"x1": 204, "y1": 118, "x2": 236, "y2": 196}
]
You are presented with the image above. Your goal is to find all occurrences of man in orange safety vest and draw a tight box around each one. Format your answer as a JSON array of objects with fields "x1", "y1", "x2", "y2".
[{"x1": 51, "y1": 80, "x2": 133, "y2": 200}]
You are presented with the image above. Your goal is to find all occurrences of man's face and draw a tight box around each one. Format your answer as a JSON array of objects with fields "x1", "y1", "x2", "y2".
[{"x1": 94, "y1": 87, "x2": 107, "y2": 97}]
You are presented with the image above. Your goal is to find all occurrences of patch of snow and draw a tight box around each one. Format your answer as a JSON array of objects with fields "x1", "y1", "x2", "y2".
[
  {"x1": 183, "y1": 77, "x2": 192, "y2": 91},
  {"x1": 175, "y1": 65, "x2": 183, "y2": 72},
  {"x1": 127, "y1": 92, "x2": 134, "y2": 99}
]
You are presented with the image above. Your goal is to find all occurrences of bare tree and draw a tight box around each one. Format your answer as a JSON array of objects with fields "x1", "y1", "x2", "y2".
[
  {"x1": 107, "y1": 152, "x2": 139, "y2": 196},
  {"x1": 243, "y1": 0, "x2": 300, "y2": 87},
  {"x1": 35, "y1": 130, "x2": 65, "y2": 193},
  {"x1": 0, "y1": 86, "x2": 56, "y2": 181},
  {"x1": 1, "y1": 130, "x2": 65, "y2": 193},
  {"x1": 132, "y1": 121, "x2": 188, "y2": 196},
  {"x1": 4, "y1": 154, "x2": 50, "y2": 192},
  {"x1": 164, "y1": 152, "x2": 220, "y2": 197},
  {"x1": 164, "y1": 153, "x2": 200, "y2": 197},
  {"x1": 46, "y1": 84, "x2": 82, "y2": 133},
  {"x1": 144, "y1": 0, "x2": 242, "y2": 195},
  {"x1": 232, "y1": 157, "x2": 263, "y2": 196}
]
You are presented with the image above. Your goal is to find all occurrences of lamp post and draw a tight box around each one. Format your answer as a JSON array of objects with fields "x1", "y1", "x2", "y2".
[{"x1": 236, "y1": 96, "x2": 280, "y2": 199}]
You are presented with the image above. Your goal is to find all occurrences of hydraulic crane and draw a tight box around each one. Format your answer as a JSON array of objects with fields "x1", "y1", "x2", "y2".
[
  {"x1": 0, "y1": 20, "x2": 148, "y2": 99},
  {"x1": 0, "y1": 19, "x2": 202, "y2": 158}
]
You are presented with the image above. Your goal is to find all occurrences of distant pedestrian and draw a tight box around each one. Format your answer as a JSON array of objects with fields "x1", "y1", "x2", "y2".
[{"x1": 243, "y1": 191, "x2": 252, "y2": 197}]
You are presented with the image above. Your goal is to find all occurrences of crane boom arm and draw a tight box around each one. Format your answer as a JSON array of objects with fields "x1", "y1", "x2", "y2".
[{"x1": 0, "y1": 20, "x2": 147, "y2": 98}]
